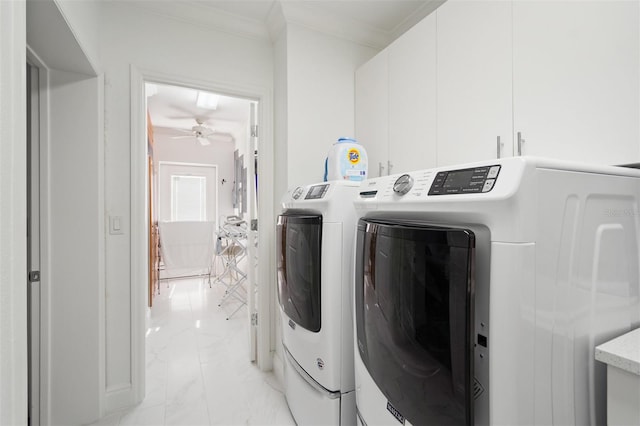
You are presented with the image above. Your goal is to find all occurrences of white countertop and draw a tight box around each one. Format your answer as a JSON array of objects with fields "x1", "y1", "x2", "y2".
[{"x1": 595, "y1": 328, "x2": 640, "y2": 376}]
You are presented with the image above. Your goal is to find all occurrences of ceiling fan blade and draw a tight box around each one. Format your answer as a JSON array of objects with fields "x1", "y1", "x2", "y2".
[
  {"x1": 154, "y1": 126, "x2": 192, "y2": 135},
  {"x1": 166, "y1": 115, "x2": 196, "y2": 120},
  {"x1": 205, "y1": 132, "x2": 235, "y2": 144},
  {"x1": 170, "y1": 104, "x2": 216, "y2": 121},
  {"x1": 171, "y1": 135, "x2": 194, "y2": 139}
]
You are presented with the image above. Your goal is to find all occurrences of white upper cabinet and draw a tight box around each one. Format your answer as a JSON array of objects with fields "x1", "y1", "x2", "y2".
[
  {"x1": 513, "y1": 1, "x2": 639, "y2": 165},
  {"x1": 388, "y1": 13, "x2": 437, "y2": 174},
  {"x1": 356, "y1": 1, "x2": 639, "y2": 172},
  {"x1": 436, "y1": 0, "x2": 514, "y2": 167},
  {"x1": 355, "y1": 49, "x2": 389, "y2": 178}
]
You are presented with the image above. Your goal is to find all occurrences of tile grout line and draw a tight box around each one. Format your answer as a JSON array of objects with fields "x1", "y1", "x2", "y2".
[{"x1": 194, "y1": 279, "x2": 215, "y2": 426}]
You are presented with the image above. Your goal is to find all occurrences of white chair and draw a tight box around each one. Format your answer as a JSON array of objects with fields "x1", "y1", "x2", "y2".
[{"x1": 213, "y1": 216, "x2": 248, "y2": 319}]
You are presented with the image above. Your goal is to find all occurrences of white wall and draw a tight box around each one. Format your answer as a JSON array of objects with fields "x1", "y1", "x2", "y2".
[
  {"x1": 99, "y1": 2, "x2": 273, "y2": 411},
  {"x1": 0, "y1": 1, "x2": 27, "y2": 425},
  {"x1": 153, "y1": 135, "x2": 237, "y2": 220},
  {"x1": 20, "y1": 0, "x2": 104, "y2": 424},
  {"x1": 26, "y1": 0, "x2": 99, "y2": 76},
  {"x1": 54, "y1": 0, "x2": 101, "y2": 72},
  {"x1": 48, "y1": 69, "x2": 103, "y2": 425},
  {"x1": 271, "y1": 21, "x2": 378, "y2": 379},
  {"x1": 285, "y1": 24, "x2": 378, "y2": 187},
  {"x1": 272, "y1": 28, "x2": 289, "y2": 371},
  {"x1": 273, "y1": 28, "x2": 289, "y2": 206}
]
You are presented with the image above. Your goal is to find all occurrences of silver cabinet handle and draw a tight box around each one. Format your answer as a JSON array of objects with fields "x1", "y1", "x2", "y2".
[
  {"x1": 517, "y1": 132, "x2": 525, "y2": 156},
  {"x1": 387, "y1": 160, "x2": 394, "y2": 175},
  {"x1": 378, "y1": 162, "x2": 384, "y2": 177},
  {"x1": 497, "y1": 136, "x2": 502, "y2": 158}
]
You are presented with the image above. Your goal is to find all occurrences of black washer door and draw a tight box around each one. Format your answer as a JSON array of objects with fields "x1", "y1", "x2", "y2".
[
  {"x1": 276, "y1": 212, "x2": 322, "y2": 332},
  {"x1": 355, "y1": 218, "x2": 475, "y2": 425}
]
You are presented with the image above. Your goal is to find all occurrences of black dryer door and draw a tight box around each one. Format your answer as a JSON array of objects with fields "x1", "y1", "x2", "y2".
[
  {"x1": 355, "y1": 218, "x2": 475, "y2": 426},
  {"x1": 276, "y1": 212, "x2": 322, "y2": 332}
]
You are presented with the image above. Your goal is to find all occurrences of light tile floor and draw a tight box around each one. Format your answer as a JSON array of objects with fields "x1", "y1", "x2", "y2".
[{"x1": 91, "y1": 278, "x2": 295, "y2": 426}]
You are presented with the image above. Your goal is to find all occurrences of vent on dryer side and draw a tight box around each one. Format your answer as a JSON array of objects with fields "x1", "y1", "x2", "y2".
[{"x1": 473, "y1": 378, "x2": 485, "y2": 400}]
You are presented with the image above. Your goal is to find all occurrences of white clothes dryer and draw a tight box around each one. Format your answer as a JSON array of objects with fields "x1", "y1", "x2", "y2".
[
  {"x1": 277, "y1": 180, "x2": 360, "y2": 425},
  {"x1": 352, "y1": 157, "x2": 640, "y2": 426}
]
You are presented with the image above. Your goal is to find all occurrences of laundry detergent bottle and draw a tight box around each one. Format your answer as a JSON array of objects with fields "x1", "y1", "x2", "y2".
[{"x1": 324, "y1": 137, "x2": 368, "y2": 182}]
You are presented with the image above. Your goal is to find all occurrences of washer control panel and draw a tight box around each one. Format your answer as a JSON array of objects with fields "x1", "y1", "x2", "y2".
[{"x1": 428, "y1": 165, "x2": 501, "y2": 195}]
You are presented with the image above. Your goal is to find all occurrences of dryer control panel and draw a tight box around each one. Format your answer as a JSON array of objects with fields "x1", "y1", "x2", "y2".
[
  {"x1": 428, "y1": 165, "x2": 501, "y2": 195},
  {"x1": 305, "y1": 184, "x2": 330, "y2": 199}
]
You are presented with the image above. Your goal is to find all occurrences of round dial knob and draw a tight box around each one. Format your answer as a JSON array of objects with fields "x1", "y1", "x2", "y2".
[
  {"x1": 292, "y1": 187, "x2": 304, "y2": 200},
  {"x1": 393, "y1": 174, "x2": 414, "y2": 195}
]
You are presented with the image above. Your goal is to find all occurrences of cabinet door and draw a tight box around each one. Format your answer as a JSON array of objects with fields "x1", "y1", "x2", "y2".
[
  {"x1": 388, "y1": 13, "x2": 437, "y2": 174},
  {"x1": 437, "y1": 0, "x2": 514, "y2": 167},
  {"x1": 513, "y1": 1, "x2": 639, "y2": 165},
  {"x1": 355, "y1": 49, "x2": 389, "y2": 178}
]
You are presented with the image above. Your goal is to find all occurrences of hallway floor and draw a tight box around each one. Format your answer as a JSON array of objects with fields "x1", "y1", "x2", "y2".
[{"x1": 92, "y1": 278, "x2": 295, "y2": 426}]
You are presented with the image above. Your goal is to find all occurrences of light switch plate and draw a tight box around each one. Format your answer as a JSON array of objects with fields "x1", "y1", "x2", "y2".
[{"x1": 109, "y1": 215, "x2": 124, "y2": 235}]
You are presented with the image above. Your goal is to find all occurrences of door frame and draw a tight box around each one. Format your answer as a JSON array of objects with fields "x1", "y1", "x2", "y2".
[
  {"x1": 26, "y1": 59, "x2": 42, "y2": 426},
  {"x1": 130, "y1": 66, "x2": 275, "y2": 404},
  {"x1": 25, "y1": 47, "x2": 52, "y2": 426}
]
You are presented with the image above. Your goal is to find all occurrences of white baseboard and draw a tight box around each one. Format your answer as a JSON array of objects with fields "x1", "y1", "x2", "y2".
[{"x1": 105, "y1": 384, "x2": 136, "y2": 414}]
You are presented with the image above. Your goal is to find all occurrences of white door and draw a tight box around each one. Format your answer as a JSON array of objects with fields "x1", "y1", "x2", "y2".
[
  {"x1": 388, "y1": 12, "x2": 437, "y2": 173},
  {"x1": 436, "y1": 0, "x2": 513, "y2": 167},
  {"x1": 512, "y1": 0, "x2": 639, "y2": 164},
  {"x1": 246, "y1": 102, "x2": 259, "y2": 361},
  {"x1": 355, "y1": 50, "x2": 389, "y2": 177},
  {"x1": 158, "y1": 162, "x2": 219, "y2": 225}
]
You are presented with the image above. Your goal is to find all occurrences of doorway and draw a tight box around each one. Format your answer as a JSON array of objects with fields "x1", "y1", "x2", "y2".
[
  {"x1": 131, "y1": 69, "x2": 274, "y2": 405},
  {"x1": 140, "y1": 78, "x2": 266, "y2": 400}
]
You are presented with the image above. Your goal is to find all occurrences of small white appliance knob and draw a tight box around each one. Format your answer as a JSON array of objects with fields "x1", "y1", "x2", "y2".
[{"x1": 292, "y1": 187, "x2": 304, "y2": 200}]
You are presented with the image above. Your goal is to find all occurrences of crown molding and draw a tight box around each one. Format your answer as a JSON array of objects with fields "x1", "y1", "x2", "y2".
[
  {"x1": 119, "y1": 1, "x2": 271, "y2": 41},
  {"x1": 115, "y1": 1, "x2": 439, "y2": 51},
  {"x1": 390, "y1": 0, "x2": 444, "y2": 41},
  {"x1": 278, "y1": 1, "x2": 390, "y2": 50},
  {"x1": 266, "y1": 1, "x2": 286, "y2": 42}
]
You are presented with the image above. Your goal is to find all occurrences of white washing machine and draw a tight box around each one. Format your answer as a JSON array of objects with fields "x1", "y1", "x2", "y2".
[
  {"x1": 352, "y1": 157, "x2": 640, "y2": 426},
  {"x1": 277, "y1": 180, "x2": 360, "y2": 425}
]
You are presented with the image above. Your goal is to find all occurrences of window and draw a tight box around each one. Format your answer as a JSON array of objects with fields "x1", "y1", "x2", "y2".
[{"x1": 170, "y1": 175, "x2": 206, "y2": 221}]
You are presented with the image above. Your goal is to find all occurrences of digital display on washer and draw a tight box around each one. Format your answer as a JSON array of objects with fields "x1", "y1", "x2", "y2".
[
  {"x1": 429, "y1": 165, "x2": 500, "y2": 195},
  {"x1": 443, "y1": 169, "x2": 476, "y2": 189},
  {"x1": 305, "y1": 184, "x2": 329, "y2": 199}
]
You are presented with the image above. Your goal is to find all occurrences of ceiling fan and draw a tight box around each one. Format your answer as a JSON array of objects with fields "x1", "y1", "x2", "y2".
[{"x1": 171, "y1": 118, "x2": 216, "y2": 146}]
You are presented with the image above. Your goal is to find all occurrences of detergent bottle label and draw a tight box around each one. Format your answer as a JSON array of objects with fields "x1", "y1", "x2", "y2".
[
  {"x1": 326, "y1": 138, "x2": 368, "y2": 181},
  {"x1": 348, "y1": 148, "x2": 361, "y2": 164},
  {"x1": 339, "y1": 147, "x2": 366, "y2": 181}
]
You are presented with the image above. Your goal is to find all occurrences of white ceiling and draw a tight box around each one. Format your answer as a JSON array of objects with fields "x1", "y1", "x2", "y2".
[
  {"x1": 144, "y1": 1, "x2": 440, "y2": 146},
  {"x1": 191, "y1": 0, "x2": 436, "y2": 34},
  {"x1": 147, "y1": 83, "x2": 252, "y2": 145}
]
